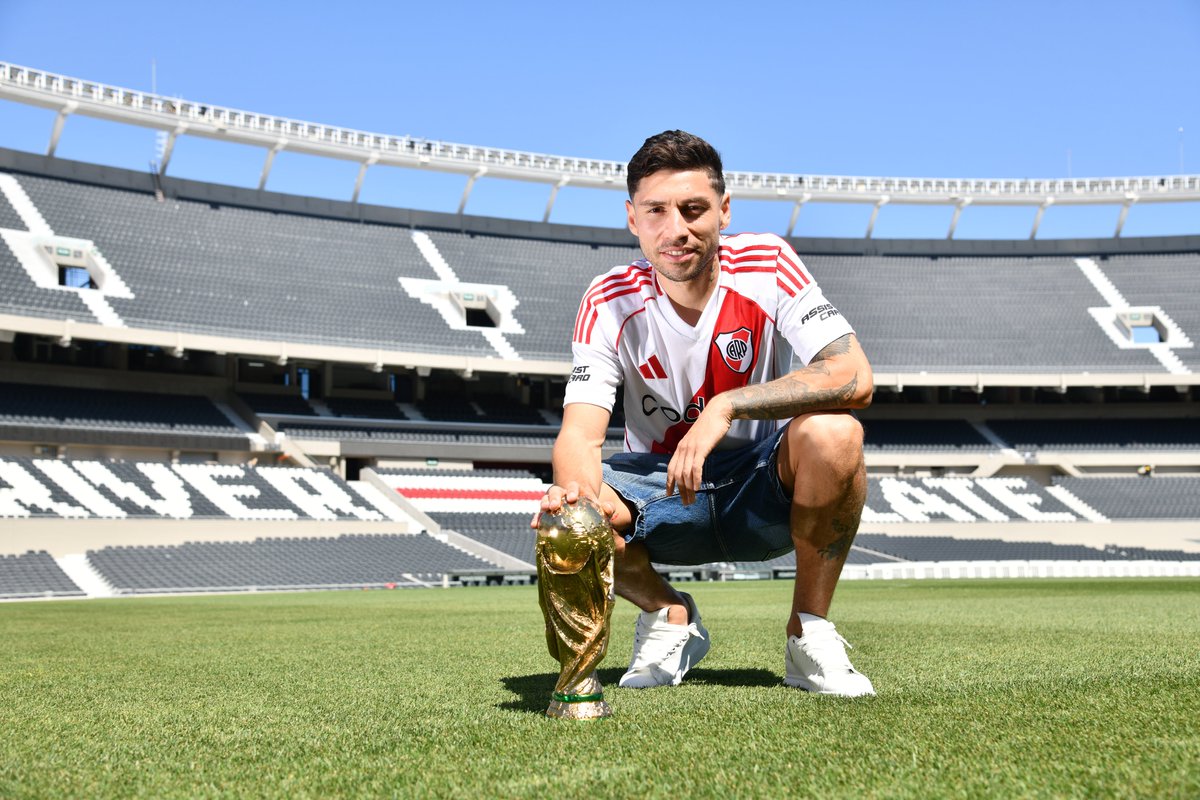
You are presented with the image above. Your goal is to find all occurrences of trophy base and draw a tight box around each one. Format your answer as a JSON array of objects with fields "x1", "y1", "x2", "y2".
[{"x1": 546, "y1": 696, "x2": 612, "y2": 720}]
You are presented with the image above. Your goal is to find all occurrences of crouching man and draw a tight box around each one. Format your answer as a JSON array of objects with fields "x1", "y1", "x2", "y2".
[{"x1": 535, "y1": 130, "x2": 875, "y2": 696}]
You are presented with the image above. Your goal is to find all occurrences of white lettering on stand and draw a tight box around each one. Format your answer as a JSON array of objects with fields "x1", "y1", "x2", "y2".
[
  {"x1": 173, "y1": 464, "x2": 297, "y2": 520},
  {"x1": 879, "y1": 478, "x2": 976, "y2": 522},
  {"x1": 258, "y1": 467, "x2": 383, "y2": 521},
  {"x1": 0, "y1": 459, "x2": 89, "y2": 517}
]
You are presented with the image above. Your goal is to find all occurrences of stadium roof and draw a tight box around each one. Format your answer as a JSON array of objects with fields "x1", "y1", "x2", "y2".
[{"x1": 4, "y1": 61, "x2": 1200, "y2": 239}]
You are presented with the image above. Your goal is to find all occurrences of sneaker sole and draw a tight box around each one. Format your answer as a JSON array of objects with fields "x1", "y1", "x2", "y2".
[{"x1": 783, "y1": 675, "x2": 875, "y2": 696}]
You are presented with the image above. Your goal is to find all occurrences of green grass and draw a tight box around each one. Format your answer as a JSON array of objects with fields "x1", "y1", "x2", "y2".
[{"x1": 2, "y1": 579, "x2": 1199, "y2": 798}]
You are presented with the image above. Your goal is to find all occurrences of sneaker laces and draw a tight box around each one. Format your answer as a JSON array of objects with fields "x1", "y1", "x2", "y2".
[
  {"x1": 798, "y1": 627, "x2": 858, "y2": 674},
  {"x1": 629, "y1": 613, "x2": 703, "y2": 669}
]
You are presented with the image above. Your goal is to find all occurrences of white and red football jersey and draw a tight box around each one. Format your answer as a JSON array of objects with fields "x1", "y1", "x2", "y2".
[{"x1": 564, "y1": 232, "x2": 854, "y2": 454}]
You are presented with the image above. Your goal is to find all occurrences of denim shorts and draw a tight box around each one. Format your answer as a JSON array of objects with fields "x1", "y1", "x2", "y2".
[{"x1": 601, "y1": 426, "x2": 794, "y2": 565}]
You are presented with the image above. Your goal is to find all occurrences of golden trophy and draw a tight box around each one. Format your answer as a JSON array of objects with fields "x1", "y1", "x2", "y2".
[{"x1": 535, "y1": 497, "x2": 616, "y2": 720}]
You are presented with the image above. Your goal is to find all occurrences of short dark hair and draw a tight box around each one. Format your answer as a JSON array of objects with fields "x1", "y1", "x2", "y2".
[{"x1": 626, "y1": 130, "x2": 725, "y2": 198}]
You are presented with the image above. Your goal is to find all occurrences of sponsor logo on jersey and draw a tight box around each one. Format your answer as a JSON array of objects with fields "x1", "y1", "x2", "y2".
[
  {"x1": 712, "y1": 327, "x2": 754, "y2": 373},
  {"x1": 800, "y1": 303, "x2": 839, "y2": 325},
  {"x1": 569, "y1": 366, "x2": 590, "y2": 383},
  {"x1": 636, "y1": 354, "x2": 667, "y2": 380},
  {"x1": 642, "y1": 393, "x2": 705, "y2": 424}
]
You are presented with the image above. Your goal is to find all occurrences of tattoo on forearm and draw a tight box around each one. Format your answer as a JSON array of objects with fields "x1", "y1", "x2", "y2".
[
  {"x1": 730, "y1": 374, "x2": 858, "y2": 420},
  {"x1": 727, "y1": 335, "x2": 859, "y2": 420}
]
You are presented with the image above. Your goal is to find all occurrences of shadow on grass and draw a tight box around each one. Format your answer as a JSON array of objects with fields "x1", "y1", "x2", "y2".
[{"x1": 498, "y1": 666, "x2": 780, "y2": 713}]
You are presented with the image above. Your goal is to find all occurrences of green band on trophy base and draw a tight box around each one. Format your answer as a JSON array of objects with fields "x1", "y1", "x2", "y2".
[
  {"x1": 552, "y1": 692, "x2": 605, "y2": 703},
  {"x1": 536, "y1": 497, "x2": 616, "y2": 720},
  {"x1": 546, "y1": 697, "x2": 612, "y2": 720}
]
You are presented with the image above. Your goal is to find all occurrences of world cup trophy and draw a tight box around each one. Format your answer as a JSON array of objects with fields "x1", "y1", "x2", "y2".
[{"x1": 535, "y1": 496, "x2": 616, "y2": 719}]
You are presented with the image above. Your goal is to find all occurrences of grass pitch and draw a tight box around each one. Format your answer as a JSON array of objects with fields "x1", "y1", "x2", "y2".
[{"x1": 2, "y1": 578, "x2": 1198, "y2": 799}]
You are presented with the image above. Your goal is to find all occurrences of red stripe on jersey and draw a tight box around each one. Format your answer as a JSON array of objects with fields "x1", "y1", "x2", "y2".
[
  {"x1": 638, "y1": 362, "x2": 653, "y2": 379},
  {"x1": 721, "y1": 265, "x2": 776, "y2": 274},
  {"x1": 574, "y1": 264, "x2": 646, "y2": 341},
  {"x1": 647, "y1": 354, "x2": 667, "y2": 379},
  {"x1": 576, "y1": 276, "x2": 653, "y2": 342},
  {"x1": 583, "y1": 310, "x2": 599, "y2": 344},
  {"x1": 584, "y1": 264, "x2": 648, "y2": 307},
  {"x1": 651, "y1": 289, "x2": 769, "y2": 455},
  {"x1": 776, "y1": 277, "x2": 796, "y2": 297},
  {"x1": 719, "y1": 242, "x2": 780, "y2": 256},
  {"x1": 778, "y1": 250, "x2": 811, "y2": 289},
  {"x1": 575, "y1": 274, "x2": 653, "y2": 343},
  {"x1": 722, "y1": 252, "x2": 778, "y2": 265}
]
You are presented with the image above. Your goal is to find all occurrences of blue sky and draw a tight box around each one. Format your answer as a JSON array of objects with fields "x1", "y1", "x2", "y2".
[{"x1": 0, "y1": 0, "x2": 1197, "y2": 239}]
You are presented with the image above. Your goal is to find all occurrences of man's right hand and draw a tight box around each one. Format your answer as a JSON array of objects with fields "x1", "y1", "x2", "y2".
[{"x1": 530, "y1": 482, "x2": 615, "y2": 528}]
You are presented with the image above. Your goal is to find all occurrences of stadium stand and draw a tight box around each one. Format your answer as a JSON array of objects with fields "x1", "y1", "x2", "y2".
[
  {"x1": 0, "y1": 236, "x2": 100, "y2": 323},
  {"x1": 87, "y1": 533, "x2": 499, "y2": 593},
  {"x1": 0, "y1": 162, "x2": 1194, "y2": 375},
  {"x1": 12, "y1": 173, "x2": 492, "y2": 356},
  {"x1": 853, "y1": 532, "x2": 1200, "y2": 562},
  {"x1": 861, "y1": 419, "x2": 995, "y2": 451},
  {"x1": 0, "y1": 550, "x2": 84, "y2": 598},
  {"x1": 432, "y1": 511, "x2": 535, "y2": 565},
  {"x1": 1099, "y1": 253, "x2": 1200, "y2": 370},
  {"x1": 1, "y1": 146, "x2": 1198, "y2": 597},
  {"x1": 416, "y1": 395, "x2": 546, "y2": 425},
  {"x1": 0, "y1": 381, "x2": 250, "y2": 450},
  {"x1": 323, "y1": 397, "x2": 408, "y2": 420},
  {"x1": 422, "y1": 229, "x2": 640, "y2": 360},
  {"x1": 865, "y1": 476, "x2": 1086, "y2": 522},
  {"x1": 810, "y1": 255, "x2": 1165, "y2": 373},
  {"x1": 1052, "y1": 476, "x2": 1200, "y2": 520},
  {"x1": 986, "y1": 417, "x2": 1200, "y2": 450},
  {"x1": 374, "y1": 467, "x2": 545, "y2": 514},
  {"x1": 0, "y1": 188, "x2": 25, "y2": 230},
  {"x1": 0, "y1": 457, "x2": 387, "y2": 520},
  {"x1": 279, "y1": 424, "x2": 566, "y2": 449},
  {"x1": 239, "y1": 392, "x2": 317, "y2": 417}
]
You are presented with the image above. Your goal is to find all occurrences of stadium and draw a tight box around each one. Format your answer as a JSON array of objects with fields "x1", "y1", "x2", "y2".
[{"x1": 1, "y1": 46, "x2": 1198, "y2": 798}]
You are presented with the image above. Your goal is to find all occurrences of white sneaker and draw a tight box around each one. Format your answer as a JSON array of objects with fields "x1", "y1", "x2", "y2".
[
  {"x1": 618, "y1": 592, "x2": 710, "y2": 688},
  {"x1": 784, "y1": 613, "x2": 875, "y2": 697}
]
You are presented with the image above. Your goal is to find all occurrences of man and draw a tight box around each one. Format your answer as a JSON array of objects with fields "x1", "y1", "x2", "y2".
[{"x1": 534, "y1": 130, "x2": 875, "y2": 696}]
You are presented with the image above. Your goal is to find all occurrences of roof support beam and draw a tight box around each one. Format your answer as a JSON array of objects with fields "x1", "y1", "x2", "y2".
[
  {"x1": 46, "y1": 101, "x2": 76, "y2": 157},
  {"x1": 947, "y1": 198, "x2": 972, "y2": 239},
  {"x1": 865, "y1": 196, "x2": 889, "y2": 239},
  {"x1": 1114, "y1": 193, "x2": 1138, "y2": 238},
  {"x1": 458, "y1": 167, "x2": 487, "y2": 215},
  {"x1": 1030, "y1": 197, "x2": 1054, "y2": 239},
  {"x1": 258, "y1": 139, "x2": 287, "y2": 191},
  {"x1": 351, "y1": 152, "x2": 380, "y2": 204},
  {"x1": 542, "y1": 176, "x2": 570, "y2": 223},
  {"x1": 786, "y1": 193, "x2": 812, "y2": 237},
  {"x1": 157, "y1": 124, "x2": 186, "y2": 176}
]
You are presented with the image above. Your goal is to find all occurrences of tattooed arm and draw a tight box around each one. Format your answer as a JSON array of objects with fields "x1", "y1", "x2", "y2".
[
  {"x1": 665, "y1": 333, "x2": 872, "y2": 504},
  {"x1": 727, "y1": 333, "x2": 872, "y2": 419}
]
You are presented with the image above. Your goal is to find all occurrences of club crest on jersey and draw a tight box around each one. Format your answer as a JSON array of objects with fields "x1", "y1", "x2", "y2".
[{"x1": 713, "y1": 327, "x2": 754, "y2": 374}]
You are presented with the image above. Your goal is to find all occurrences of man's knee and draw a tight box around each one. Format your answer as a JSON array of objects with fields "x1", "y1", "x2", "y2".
[
  {"x1": 779, "y1": 413, "x2": 864, "y2": 490},
  {"x1": 789, "y1": 412, "x2": 863, "y2": 461}
]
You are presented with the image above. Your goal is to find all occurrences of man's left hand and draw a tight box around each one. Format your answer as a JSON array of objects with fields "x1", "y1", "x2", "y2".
[{"x1": 666, "y1": 395, "x2": 734, "y2": 505}]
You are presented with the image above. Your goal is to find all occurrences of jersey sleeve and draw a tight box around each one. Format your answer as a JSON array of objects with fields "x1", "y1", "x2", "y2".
[
  {"x1": 563, "y1": 282, "x2": 622, "y2": 412},
  {"x1": 774, "y1": 240, "x2": 855, "y2": 364}
]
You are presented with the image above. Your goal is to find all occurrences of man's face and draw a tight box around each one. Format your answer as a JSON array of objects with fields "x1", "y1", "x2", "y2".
[{"x1": 626, "y1": 169, "x2": 731, "y2": 286}]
